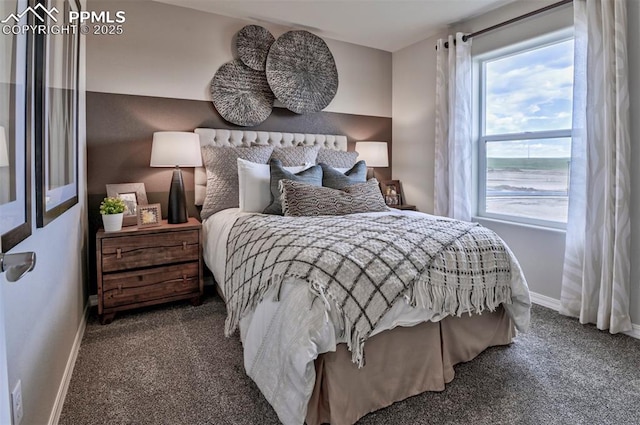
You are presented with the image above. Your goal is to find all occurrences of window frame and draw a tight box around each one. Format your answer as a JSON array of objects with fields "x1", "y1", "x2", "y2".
[
  {"x1": 0, "y1": 0, "x2": 32, "y2": 253},
  {"x1": 474, "y1": 30, "x2": 574, "y2": 230}
]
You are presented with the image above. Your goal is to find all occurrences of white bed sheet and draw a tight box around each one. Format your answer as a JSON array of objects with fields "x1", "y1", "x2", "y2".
[{"x1": 202, "y1": 208, "x2": 531, "y2": 425}]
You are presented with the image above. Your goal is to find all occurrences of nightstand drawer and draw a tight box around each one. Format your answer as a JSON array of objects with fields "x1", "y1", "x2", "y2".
[
  {"x1": 102, "y1": 262, "x2": 200, "y2": 309},
  {"x1": 101, "y1": 229, "x2": 199, "y2": 272}
]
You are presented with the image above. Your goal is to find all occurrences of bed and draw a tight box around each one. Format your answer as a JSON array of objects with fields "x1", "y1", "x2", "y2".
[{"x1": 194, "y1": 128, "x2": 531, "y2": 425}]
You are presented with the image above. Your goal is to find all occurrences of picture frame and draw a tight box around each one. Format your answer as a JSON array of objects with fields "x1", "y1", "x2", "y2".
[
  {"x1": 380, "y1": 180, "x2": 404, "y2": 206},
  {"x1": 34, "y1": 0, "x2": 81, "y2": 227},
  {"x1": 137, "y1": 203, "x2": 162, "y2": 228},
  {"x1": 106, "y1": 183, "x2": 148, "y2": 227}
]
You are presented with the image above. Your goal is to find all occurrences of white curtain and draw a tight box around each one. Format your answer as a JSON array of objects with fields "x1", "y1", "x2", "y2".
[
  {"x1": 434, "y1": 33, "x2": 473, "y2": 221},
  {"x1": 561, "y1": 0, "x2": 632, "y2": 333}
]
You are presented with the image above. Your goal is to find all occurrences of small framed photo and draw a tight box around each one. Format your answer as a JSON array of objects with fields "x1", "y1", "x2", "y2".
[
  {"x1": 106, "y1": 183, "x2": 148, "y2": 226},
  {"x1": 137, "y1": 203, "x2": 162, "y2": 228},
  {"x1": 380, "y1": 180, "x2": 403, "y2": 206}
]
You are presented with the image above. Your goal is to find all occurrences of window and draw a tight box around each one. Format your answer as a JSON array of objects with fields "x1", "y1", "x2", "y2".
[{"x1": 477, "y1": 35, "x2": 574, "y2": 228}]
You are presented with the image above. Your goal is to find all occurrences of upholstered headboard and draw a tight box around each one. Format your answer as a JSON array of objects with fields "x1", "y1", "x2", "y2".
[{"x1": 194, "y1": 128, "x2": 348, "y2": 205}]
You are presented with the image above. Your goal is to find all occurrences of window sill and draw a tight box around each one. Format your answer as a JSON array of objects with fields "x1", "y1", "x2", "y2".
[{"x1": 473, "y1": 216, "x2": 567, "y2": 234}]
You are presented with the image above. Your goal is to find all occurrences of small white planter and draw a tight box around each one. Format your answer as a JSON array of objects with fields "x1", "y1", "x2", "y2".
[{"x1": 102, "y1": 213, "x2": 124, "y2": 232}]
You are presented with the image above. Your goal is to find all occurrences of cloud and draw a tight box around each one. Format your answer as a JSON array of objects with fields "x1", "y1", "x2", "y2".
[{"x1": 484, "y1": 39, "x2": 574, "y2": 136}]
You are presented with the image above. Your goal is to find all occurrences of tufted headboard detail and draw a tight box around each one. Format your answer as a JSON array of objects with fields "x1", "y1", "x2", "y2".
[{"x1": 194, "y1": 128, "x2": 348, "y2": 205}]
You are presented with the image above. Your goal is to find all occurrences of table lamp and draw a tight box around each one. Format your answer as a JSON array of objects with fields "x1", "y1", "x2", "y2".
[
  {"x1": 0, "y1": 126, "x2": 9, "y2": 168},
  {"x1": 150, "y1": 131, "x2": 202, "y2": 224},
  {"x1": 355, "y1": 141, "x2": 389, "y2": 179}
]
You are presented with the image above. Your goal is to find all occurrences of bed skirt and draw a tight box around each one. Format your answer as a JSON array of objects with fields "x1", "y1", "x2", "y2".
[{"x1": 306, "y1": 306, "x2": 514, "y2": 425}]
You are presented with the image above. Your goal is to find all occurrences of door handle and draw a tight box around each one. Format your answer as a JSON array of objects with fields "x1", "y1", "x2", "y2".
[{"x1": 0, "y1": 252, "x2": 36, "y2": 282}]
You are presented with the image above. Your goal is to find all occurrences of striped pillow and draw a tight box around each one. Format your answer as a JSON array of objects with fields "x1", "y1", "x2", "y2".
[{"x1": 280, "y1": 178, "x2": 388, "y2": 217}]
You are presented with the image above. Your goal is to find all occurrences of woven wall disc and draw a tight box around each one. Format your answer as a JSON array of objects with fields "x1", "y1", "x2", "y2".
[
  {"x1": 236, "y1": 25, "x2": 275, "y2": 71},
  {"x1": 266, "y1": 30, "x2": 338, "y2": 114},
  {"x1": 211, "y1": 59, "x2": 275, "y2": 127}
]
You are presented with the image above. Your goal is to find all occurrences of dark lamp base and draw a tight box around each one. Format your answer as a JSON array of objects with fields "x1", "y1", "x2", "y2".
[{"x1": 168, "y1": 167, "x2": 188, "y2": 224}]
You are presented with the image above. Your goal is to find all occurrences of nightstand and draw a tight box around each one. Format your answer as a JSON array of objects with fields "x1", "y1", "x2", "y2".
[
  {"x1": 391, "y1": 204, "x2": 417, "y2": 211},
  {"x1": 96, "y1": 217, "x2": 203, "y2": 324}
]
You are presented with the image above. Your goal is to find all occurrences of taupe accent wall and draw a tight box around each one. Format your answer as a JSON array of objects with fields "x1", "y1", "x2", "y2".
[{"x1": 87, "y1": 91, "x2": 392, "y2": 293}]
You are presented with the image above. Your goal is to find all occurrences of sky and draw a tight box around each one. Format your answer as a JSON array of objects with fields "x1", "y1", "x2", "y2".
[{"x1": 484, "y1": 38, "x2": 574, "y2": 158}]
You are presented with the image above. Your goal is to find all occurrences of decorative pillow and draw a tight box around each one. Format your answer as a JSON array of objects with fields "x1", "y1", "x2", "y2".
[
  {"x1": 263, "y1": 159, "x2": 322, "y2": 215},
  {"x1": 316, "y1": 148, "x2": 359, "y2": 168},
  {"x1": 200, "y1": 145, "x2": 274, "y2": 220},
  {"x1": 320, "y1": 160, "x2": 367, "y2": 189},
  {"x1": 237, "y1": 158, "x2": 307, "y2": 213},
  {"x1": 270, "y1": 145, "x2": 320, "y2": 166},
  {"x1": 280, "y1": 178, "x2": 389, "y2": 217}
]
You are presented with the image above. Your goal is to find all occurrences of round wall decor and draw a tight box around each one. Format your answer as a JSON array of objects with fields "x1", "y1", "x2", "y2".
[
  {"x1": 211, "y1": 59, "x2": 275, "y2": 127},
  {"x1": 266, "y1": 30, "x2": 338, "y2": 114},
  {"x1": 236, "y1": 25, "x2": 275, "y2": 71}
]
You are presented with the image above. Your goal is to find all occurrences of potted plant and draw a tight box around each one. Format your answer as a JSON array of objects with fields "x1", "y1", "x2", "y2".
[{"x1": 100, "y1": 197, "x2": 126, "y2": 232}]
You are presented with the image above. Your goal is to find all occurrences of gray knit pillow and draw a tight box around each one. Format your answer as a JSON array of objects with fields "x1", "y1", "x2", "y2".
[
  {"x1": 263, "y1": 159, "x2": 323, "y2": 215},
  {"x1": 320, "y1": 160, "x2": 367, "y2": 189},
  {"x1": 280, "y1": 178, "x2": 388, "y2": 217},
  {"x1": 270, "y1": 146, "x2": 320, "y2": 166},
  {"x1": 316, "y1": 148, "x2": 359, "y2": 168},
  {"x1": 201, "y1": 145, "x2": 274, "y2": 220}
]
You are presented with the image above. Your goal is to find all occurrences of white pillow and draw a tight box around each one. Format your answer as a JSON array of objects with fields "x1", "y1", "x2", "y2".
[{"x1": 237, "y1": 158, "x2": 307, "y2": 212}]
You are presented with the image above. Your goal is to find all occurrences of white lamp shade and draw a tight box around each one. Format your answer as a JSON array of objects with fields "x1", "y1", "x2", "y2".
[
  {"x1": 355, "y1": 141, "x2": 389, "y2": 167},
  {"x1": 150, "y1": 131, "x2": 203, "y2": 167},
  {"x1": 0, "y1": 126, "x2": 9, "y2": 168}
]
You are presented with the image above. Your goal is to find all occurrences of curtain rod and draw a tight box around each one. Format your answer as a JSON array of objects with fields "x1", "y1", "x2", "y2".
[{"x1": 438, "y1": 0, "x2": 573, "y2": 50}]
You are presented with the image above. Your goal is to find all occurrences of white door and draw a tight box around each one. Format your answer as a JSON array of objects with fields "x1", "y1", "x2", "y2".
[
  {"x1": 0, "y1": 248, "x2": 35, "y2": 425},
  {"x1": 0, "y1": 278, "x2": 11, "y2": 424}
]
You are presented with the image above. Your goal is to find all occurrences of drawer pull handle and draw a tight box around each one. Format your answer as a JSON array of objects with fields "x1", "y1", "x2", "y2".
[
  {"x1": 182, "y1": 241, "x2": 187, "y2": 250},
  {"x1": 182, "y1": 275, "x2": 188, "y2": 284},
  {"x1": 117, "y1": 284, "x2": 123, "y2": 294},
  {"x1": 116, "y1": 248, "x2": 122, "y2": 259}
]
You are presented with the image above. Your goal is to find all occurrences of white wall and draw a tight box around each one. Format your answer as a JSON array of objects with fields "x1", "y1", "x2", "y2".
[
  {"x1": 0, "y1": 7, "x2": 88, "y2": 423},
  {"x1": 627, "y1": 0, "x2": 640, "y2": 324},
  {"x1": 86, "y1": 0, "x2": 392, "y2": 118},
  {"x1": 392, "y1": 0, "x2": 640, "y2": 327},
  {"x1": 392, "y1": 33, "x2": 442, "y2": 213}
]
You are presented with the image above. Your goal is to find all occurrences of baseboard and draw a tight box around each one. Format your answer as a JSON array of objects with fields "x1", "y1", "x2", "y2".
[
  {"x1": 529, "y1": 291, "x2": 640, "y2": 340},
  {"x1": 623, "y1": 323, "x2": 640, "y2": 339},
  {"x1": 48, "y1": 302, "x2": 89, "y2": 425},
  {"x1": 529, "y1": 291, "x2": 561, "y2": 311}
]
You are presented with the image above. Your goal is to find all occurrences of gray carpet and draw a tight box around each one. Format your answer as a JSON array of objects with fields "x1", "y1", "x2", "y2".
[{"x1": 59, "y1": 290, "x2": 640, "y2": 425}]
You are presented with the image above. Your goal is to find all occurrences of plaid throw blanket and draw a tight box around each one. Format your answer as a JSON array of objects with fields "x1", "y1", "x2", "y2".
[{"x1": 224, "y1": 214, "x2": 512, "y2": 366}]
